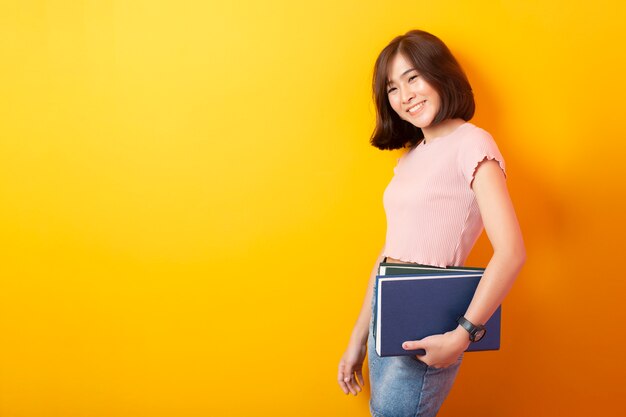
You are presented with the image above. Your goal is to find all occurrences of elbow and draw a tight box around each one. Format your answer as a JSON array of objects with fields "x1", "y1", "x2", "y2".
[
  {"x1": 495, "y1": 244, "x2": 527, "y2": 271},
  {"x1": 518, "y1": 240, "x2": 527, "y2": 265},
  {"x1": 512, "y1": 244, "x2": 527, "y2": 271},
  {"x1": 517, "y1": 249, "x2": 527, "y2": 270}
]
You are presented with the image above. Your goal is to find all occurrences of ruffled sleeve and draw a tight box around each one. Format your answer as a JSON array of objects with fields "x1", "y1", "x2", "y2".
[{"x1": 459, "y1": 129, "x2": 507, "y2": 187}]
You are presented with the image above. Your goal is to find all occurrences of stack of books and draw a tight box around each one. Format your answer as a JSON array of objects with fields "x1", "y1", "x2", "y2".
[{"x1": 373, "y1": 261, "x2": 501, "y2": 357}]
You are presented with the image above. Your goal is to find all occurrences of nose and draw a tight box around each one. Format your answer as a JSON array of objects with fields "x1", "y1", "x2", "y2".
[{"x1": 401, "y1": 86, "x2": 415, "y2": 104}]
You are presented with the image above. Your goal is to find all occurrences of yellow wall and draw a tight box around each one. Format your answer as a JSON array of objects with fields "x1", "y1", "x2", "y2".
[{"x1": 1, "y1": 1, "x2": 624, "y2": 416}]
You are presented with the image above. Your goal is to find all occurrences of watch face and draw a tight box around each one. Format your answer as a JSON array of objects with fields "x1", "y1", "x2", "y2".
[{"x1": 474, "y1": 328, "x2": 486, "y2": 342}]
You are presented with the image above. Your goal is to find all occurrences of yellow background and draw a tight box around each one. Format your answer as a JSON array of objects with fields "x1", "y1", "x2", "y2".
[{"x1": 1, "y1": 1, "x2": 625, "y2": 416}]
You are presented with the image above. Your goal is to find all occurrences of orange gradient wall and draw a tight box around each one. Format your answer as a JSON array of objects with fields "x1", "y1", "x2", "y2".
[{"x1": 1, "y1": 1, "x2": 624, "y2": 416}]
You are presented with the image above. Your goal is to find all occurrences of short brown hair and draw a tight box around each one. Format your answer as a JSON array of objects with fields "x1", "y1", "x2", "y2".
[{"x1": 370, "y1": 30, "x2": 475, "y2": 150}]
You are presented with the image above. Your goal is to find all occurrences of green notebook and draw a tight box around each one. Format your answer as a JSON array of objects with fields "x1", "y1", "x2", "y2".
[{"x1": 378, "y1": 262, "x2": 485, "y2": 276}]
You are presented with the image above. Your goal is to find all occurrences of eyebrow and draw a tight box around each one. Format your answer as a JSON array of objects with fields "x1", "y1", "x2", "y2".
[{"x1": 387, "y1": 68, "x2": 418, "y2": 86}]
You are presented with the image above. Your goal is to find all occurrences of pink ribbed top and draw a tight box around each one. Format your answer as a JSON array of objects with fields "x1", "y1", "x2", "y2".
[{"x1": 382, "y1": 122, "x2": 506, "y2": 268}]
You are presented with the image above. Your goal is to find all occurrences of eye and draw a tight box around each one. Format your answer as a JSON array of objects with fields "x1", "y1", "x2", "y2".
[
  {"x1": 408, "y1": 75, "x2": 418, "y2": 82},
  {"x1": 387, "y1": 87, "x2": 397, "y2": 94}
]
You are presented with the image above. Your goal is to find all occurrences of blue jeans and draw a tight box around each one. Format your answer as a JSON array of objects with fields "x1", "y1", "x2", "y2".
[{"x1": 367, "y1": 276, "x2": 463, "y2": 417}]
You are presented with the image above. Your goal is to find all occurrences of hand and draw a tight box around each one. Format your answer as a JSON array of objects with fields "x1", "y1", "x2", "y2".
[
  {"x1": 337, "y1": 339, "x2": 367, "y2": 396},
  {"x1": 402, "y1": 326, "x2": 470, "y2": 368}
]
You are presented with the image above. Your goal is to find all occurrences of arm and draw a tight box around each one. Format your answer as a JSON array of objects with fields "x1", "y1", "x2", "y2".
[
  {"x1": 337, "y1": 246, "x2": 386, "y2": 395},
  {"x1": 402, "y1": 159, "x2": 526, "y2": 367},
  {"x1": 460, "y1": 159, "x2": 526, "y2": 328},
  {"x1": 349, "y1": 246, "x2": 386, "y2": 345}
]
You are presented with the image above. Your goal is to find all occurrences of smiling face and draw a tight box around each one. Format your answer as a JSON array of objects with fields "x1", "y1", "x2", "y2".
[{"x1": 386, "y1": 53, "x2": 442, "y2": 130}]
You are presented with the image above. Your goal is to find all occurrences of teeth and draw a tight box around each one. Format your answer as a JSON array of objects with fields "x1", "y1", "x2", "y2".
[{"x1": 408, "y1": 101, "x2": 425, "y2": 113}]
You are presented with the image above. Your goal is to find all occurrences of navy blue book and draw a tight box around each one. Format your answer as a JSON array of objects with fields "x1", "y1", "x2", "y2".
[
  {"x1": 374, "y1": 272, "x2": 501, "y2": 357},
  {"x1": 372, "y1": 264, "x2": 486, "y2": 344}
]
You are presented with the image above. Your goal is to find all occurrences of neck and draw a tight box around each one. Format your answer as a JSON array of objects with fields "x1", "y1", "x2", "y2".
[{"x1": 422, "y1": 118, "x2": 466, "y2": 143}]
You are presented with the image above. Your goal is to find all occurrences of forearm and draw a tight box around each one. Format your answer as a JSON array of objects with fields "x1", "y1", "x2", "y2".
[
  {"x1": 350, "y1": 248, "x2": 386, "y2": 345},
  {"x1": 461, "y1": 248, "x2": 526, "y2": 328},
  {"x1": 464, "y1": 159, "x2": 527, "y2": 329}
]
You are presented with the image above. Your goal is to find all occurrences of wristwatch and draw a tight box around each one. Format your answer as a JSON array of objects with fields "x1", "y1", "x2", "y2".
[{"x1": 456, "y1": 315, "x2": 486, "y2": 342}]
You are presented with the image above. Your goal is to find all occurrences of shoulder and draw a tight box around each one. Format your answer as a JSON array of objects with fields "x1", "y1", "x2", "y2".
[
  {"x1": 458, "y1": 123, "x2": 498, "y2": 148},
  {"x1": 456, "y1": 123, "x2": 507, "y2": 186},
  {"x1": 456, "y1": 123, "x2": 504, "y2": 161}
]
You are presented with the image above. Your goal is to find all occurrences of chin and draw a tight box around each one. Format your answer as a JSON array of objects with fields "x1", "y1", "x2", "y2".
[{"x1": 405, "y1": 118, "x2": 434, "y2": 129}]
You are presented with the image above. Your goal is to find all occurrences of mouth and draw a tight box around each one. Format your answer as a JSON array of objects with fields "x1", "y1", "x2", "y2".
[{"x1": 407, "y1": 100, "x2": 426, "y2": 115}]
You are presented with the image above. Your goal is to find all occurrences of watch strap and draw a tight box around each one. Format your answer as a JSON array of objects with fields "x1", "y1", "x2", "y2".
[{"x1": 457, "y1": 315, "x2": 486, "y2": 342}]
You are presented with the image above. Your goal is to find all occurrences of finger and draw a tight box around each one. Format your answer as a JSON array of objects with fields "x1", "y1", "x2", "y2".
[
  {"x1": 339, "y1": 365, "x2": 358, "y2": 396},
  {"x1": 355, "y1": 370, "x2": 365, "y2": 387},
  {"x1": 348, "y1": 368, "x2": 363, "y2": 395},
  {"x1": 414, "y1": 352, "x2": 430, "y2": 366},
  {"x1": 351, "y1": 373, "x2": 363, "y2": 394},
  {"x1": 344, "y1": 374, "x2": 357, "y2": 395},
  {"x1": 402, "y1": 339, "x2": 426, "y2": 351},
  {"x1": 337, "y1": 367, "x2": 349, "y2": 394}
]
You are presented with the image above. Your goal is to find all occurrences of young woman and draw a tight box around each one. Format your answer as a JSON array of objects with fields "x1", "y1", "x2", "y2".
[{"x1": 337, "y1": 30, "x2": 526, "y2": 417}]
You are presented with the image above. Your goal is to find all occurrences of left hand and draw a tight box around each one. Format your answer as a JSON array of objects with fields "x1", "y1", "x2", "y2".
[{"x1": 402, "y1": 326, "x2": 471, "y2": 368}]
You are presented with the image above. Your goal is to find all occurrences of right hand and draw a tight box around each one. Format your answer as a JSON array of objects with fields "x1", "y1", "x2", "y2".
[{"x1": 337, "y1": 339, "x2": 367, "y2": 395}]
